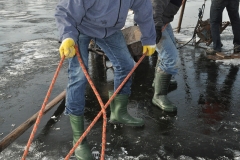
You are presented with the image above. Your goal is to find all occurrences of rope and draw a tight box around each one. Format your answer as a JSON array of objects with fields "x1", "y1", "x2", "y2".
[
  {"x1": 64, "y1": 47, "x2": 147, "y2": 160},
  {"x1": 21, "y1": 56, "x2": 65, "y2": 160},
  {"x1": 75, "y1": 46, "x2": 107, "y2": 160}
]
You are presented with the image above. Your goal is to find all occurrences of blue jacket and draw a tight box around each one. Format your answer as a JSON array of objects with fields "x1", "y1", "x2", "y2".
[{"x1": 55, "y1": 0, "x2": 156, "y2": 45}]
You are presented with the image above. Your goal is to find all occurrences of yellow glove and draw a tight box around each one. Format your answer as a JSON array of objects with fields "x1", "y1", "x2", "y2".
[
  {"x1": 143, "y1": 45, "x2": 156, "y2": 56},
  {"x1": 59, "y1": 38, "x2": 76, "y2": 58}
]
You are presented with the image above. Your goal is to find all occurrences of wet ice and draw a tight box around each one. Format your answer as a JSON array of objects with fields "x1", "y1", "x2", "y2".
[{"x1": 1, "y1": 0, "x2": 240, "y2": 159}]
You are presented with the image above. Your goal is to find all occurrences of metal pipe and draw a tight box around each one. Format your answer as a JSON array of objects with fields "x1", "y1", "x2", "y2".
[
  {"x1": 177, "y1": 0, "x2": 187, "y2": 33},
  {"x1": 0, "y1": 90, "x2": 66, "y2": 152}
]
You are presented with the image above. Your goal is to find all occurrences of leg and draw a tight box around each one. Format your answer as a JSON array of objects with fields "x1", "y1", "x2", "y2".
[
  {"x1": 96, "y1": 30, "x2": 144, "y2": 126},
  {"x1": 66, "y1": 33, "x2": 93, "y2": 160},
  {"x1": 157, "y1": 24, "x2": 178, "y2": 75},
  {"x1": 226, "y1": 0, "x2": 240, "y2": 52},
  {"x1": 152, "y1": 24, "x2": 178, "y2": 112},
  {"x1": 153, "y1": 24, "x2": 178, "y2": 87},
  {"x1": 210, "y1": 0, "x2": 226, "y2": 52},
  {"x1": 96, "y1": 30, "x2": 134, "y2": 95},
  {"x1": 65, "y1": 34, "x2": 91, "y2": 116}
]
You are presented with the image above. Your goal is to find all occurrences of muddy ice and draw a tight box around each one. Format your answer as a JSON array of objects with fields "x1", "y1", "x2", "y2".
[{"x1": 1, "y1": 0, "x2": 240, "y2": 159}]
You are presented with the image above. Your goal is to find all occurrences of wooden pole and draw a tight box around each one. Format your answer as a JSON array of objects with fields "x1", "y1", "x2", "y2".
[
  {"x1": 177, "y1": 0, "x2": 187, "y2": 33},
  {"x1": 0, "y1": 90, "x2": 66, "y2": 152}
]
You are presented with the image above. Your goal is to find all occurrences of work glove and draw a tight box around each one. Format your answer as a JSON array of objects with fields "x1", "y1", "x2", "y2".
[
  {"x1": 59, "y1": 38, "x2": 76, "y2": 58},
  {"x1": 143, "y1": 44, "x2": 156, "y2": 56},
  {"x1": 155, "y1": 26, "x2": 162, "y2": 44}
]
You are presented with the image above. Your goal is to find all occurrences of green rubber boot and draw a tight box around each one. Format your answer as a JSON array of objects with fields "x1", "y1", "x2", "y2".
[
  {"x1": 152, "y1": 58, "x2": 177, "y2": 88},
  {"x1": 152, "y1": 76, "x2": 177, "y2": 89},
  {"x1": 152, "y1": 68, "x2": 177, "y2": 112},
  {"x1": 69, "y1": 115, "x2": 93, "y2": 160},
  {"x1": 108, "y1": 91, "x2": 144, "y2": 127}
]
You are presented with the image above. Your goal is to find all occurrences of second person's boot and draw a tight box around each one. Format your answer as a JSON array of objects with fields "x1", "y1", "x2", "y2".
[
  {"x1": 108, "y1": 91, "x2": 144, "y2": 127},
  {"x1": 152, "y1": 59, "x2": 177, "y2": 89},
  {"x1": 152, "y1": 68, "x2": 177, "y2": 112},
  {"x1": 69, "y1": 115, "x2": 93, "y2": 160}
]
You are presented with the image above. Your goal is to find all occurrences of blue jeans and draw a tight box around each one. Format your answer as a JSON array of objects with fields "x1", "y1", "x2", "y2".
[
  {"x1": 65, "y1": 30, "x2": 134, "y2": 116},
  {"x1": 210, "y1": 0, "x2": 240, "y2": 51},
  {"x1": 156, "y1": 24, "x2": 178, "y2": 75}
]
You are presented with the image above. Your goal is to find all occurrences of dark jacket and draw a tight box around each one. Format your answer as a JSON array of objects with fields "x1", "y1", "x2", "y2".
[{"x1": 151, "y1": 0, "x2": 183, "y2": 27}]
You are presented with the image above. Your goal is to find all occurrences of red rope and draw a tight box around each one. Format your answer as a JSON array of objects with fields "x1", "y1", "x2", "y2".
[{"x1": 21, "y1": 57, "x2": 65, "y2": 160}]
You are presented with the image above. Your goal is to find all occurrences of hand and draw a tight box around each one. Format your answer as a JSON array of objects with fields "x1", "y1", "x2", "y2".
[
  {"x1": 59, "y1": 38, "x2": 76, "y2": 58},
  {"x1": 155, "y1": 26, "x2": 162, "y2": 44},
  {"x1": 143, "y1": 45, "x2": 156, "y2": 56}
]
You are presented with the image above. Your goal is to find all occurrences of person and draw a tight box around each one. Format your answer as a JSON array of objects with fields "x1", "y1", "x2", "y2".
[
  {"x1": 54, "y1": 0, "x2": 156, "y2": 159},
  {"x1": 206, "y1": 0, "x2": 240, "y2": 54},
  {"x1": 151, "y1": 0, "x2": 183, "y2": 112}
]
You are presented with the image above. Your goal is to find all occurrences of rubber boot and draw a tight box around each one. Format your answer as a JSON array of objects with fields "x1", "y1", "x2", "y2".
[
  {"x1": 152, "y1": 68, "x2": 177, "y2": 112},
  {"x1": 153, "y1": 58, "x2": 177, "y2": 88},
  {"x1": 69, "y1": 115, "x2": 93, "y2": 160},
  {"x1": 108, "y1": 91, "x2": 144, "y2": 127},
  {"x1": 152, "y1": 76, "x2": 177, "y2": 90}
]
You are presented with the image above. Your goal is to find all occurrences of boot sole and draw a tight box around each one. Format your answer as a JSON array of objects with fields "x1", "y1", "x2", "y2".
[{"x1": 152, "y1": 99, "x2": 177, "y2": 112}]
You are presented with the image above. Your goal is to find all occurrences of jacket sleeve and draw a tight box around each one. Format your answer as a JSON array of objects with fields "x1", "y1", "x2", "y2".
[
  {"x1": 151, "y1": 0, "x2": 171, "y2": 27},
  {"x1": 162, "y1": 2, "x2": 182, "y2": 25},
  {"x1": 55, "y1": 0, "x2": 86, "y2": 42},
  {"x1": 131, "y1": 0, "x2": 156, "y2": 45}
]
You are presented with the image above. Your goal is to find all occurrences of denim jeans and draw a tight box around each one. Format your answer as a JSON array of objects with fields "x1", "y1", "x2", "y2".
[
  {"x1": 65, "y1": 30, "x2": 134, "y2": 116},
  {"x1": 210, "y1": 0, "x2": 240, "y2": 51},
  {"x1": 156, "y1": 24, "x2": 178, "y2": 75}
]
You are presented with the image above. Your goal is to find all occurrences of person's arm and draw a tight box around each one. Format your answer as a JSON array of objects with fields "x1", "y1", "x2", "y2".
[
  {"x1": 131, "y1": 0, "x2": 156, "y2": 56},
  {"x1": 152, "y1": 0, "x2": 171, "y2": 27},
  {"x1": 131, "y1": 0, "x2": 156, "y2": 46},
  {"x1": 55, "y1": 0, "x2": 86, "y2": 42}
]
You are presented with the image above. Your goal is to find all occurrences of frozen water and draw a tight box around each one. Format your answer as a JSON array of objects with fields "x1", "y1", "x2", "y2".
[{"x1": 0, "y1": 39, "x2": 60, "y2": 99}]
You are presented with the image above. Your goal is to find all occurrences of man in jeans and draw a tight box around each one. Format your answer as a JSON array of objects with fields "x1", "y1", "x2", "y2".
[
  {"x1": 206, "y1": 0, "x2": 240, "y2": 54},
  {"x1": 55, "y1": 0, "x2": 156, "y2": 159},
  {"x1": 151, "y1": 0, "x2": 183, "y2": 112}
]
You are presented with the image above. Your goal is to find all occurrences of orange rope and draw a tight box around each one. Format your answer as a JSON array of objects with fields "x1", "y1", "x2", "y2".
[
  {"x1": 74, "y1": 46, "x2": 107, "y2": 160},
  {"x1": 21, "y1": 57, "x2": 65, "y2": 160},
  {"x1": 64, "y1": 47, "x2": 146, "y2": 160}
]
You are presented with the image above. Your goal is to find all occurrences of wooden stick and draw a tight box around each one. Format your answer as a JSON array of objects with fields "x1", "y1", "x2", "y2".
[
  {"x1": 177, "y1": 0, "x2": 187, "y2": 33},
  {"x1": 0, "y1": 90, "x2": 66, "y2": 152}
]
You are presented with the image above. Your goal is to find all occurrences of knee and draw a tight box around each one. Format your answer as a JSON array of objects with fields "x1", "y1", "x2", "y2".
[
  {"x1": 120, "y1": 58, "x2": 134, "y2": 72},
  {"x1": 166, "y1": 58, "x2": 177, "y2": 66},
  {"x1": 125, "y1": 58, "x2": 134, "y2": 71}
]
